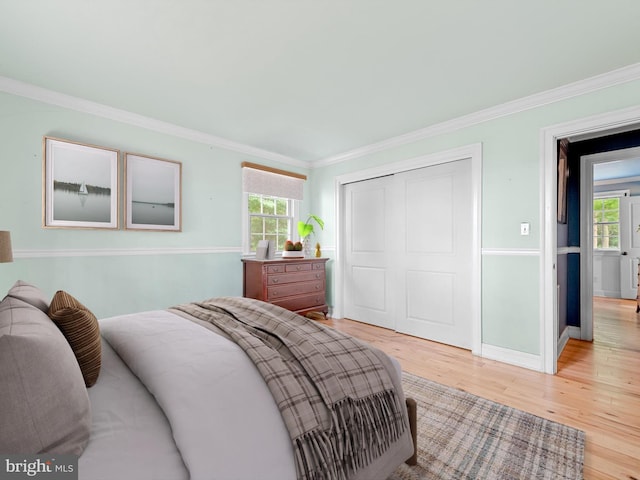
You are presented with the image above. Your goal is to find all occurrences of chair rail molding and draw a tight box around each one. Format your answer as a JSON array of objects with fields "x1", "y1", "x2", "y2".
[{"x1": 13, "y1": 246, "x2": 242, "y2": 258}]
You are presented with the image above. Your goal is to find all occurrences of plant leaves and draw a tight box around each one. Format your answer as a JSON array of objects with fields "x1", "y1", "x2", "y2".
[
  {"x1": 308, "y1": 214, "x2": 324, "y2": 230},
  {"x1": 298, "y1": 215, "x2": 324, "y2": 238},
  {"x1": 298, "y1": 221, "x2": 313, "y2": 238}
]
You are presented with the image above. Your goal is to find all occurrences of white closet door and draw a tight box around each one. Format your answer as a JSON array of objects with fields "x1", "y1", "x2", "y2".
[
  {"x1": 393, "y1": 159, "x2": 472, "y2": 348},
  {"x1": 343, "y1": 176, "x2": 397, "y2": 329},
  {"x1": 343, "y1": 159, "x2": 473, "y2": 349},
  {"x1": 619, "y1": 195, "x2": 640, "y2": 299}
]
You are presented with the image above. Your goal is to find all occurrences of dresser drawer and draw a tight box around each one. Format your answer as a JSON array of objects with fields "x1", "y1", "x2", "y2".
[
  {"x1": 272, "y1": 293, "x2": 326, "y2": 312},
  {"x1": 266, "y1": 264, "x2": 286, "y2": 274},
  {"x1": 266, "y1": 261, "x2": 325, "y2": 275},
  {"x1": 285, "y1": 262, "x2": 312, "y2": 273},
  {"x1": 267, "y1": 270, "x2": 324, "y2": 285},
  {"x1": 268, "y1": 280, "x2": 324, "y2": 300}
]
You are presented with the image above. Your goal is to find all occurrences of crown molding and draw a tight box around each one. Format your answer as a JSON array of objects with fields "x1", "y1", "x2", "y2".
[
  {"x1": 313, "y1": 62, "x2": 640, "y2": 168},
  {"x1": 4, "y1": 62, "x2": 640, "y2": 172},
  {"x1": 0, "y1": 76, "x2": 307, "y2": 168}
]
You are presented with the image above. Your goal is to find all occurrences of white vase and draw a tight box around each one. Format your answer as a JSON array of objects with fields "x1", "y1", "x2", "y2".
[{"x1": 303, "y1": 237, "x2": 312, "y2": 257}]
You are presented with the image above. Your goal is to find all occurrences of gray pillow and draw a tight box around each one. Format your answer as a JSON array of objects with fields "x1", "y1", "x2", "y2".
[
  {"x1": 0, "y1": 296, "x2": 91, "y2": 454},
  {"x1": 5, "y1": 280, "x2": 50, "y2": 313}
]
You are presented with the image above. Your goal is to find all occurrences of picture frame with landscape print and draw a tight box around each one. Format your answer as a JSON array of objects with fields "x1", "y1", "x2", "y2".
[
  {"x1": 125, "y1": 153, "x2": 182, "y2": 231},
  {"x1": 43, "y1": 137, "x2": 119, "y2": 229}
]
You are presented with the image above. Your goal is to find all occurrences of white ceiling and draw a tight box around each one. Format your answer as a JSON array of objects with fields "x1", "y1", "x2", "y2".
[{"x1": 2, "y1": 1, "x2": 640, "y2": 164}]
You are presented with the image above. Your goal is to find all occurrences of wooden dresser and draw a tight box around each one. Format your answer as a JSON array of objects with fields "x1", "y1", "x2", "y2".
[{"x1": 241, "y1": 257, "x2": 328, "y2": 316}]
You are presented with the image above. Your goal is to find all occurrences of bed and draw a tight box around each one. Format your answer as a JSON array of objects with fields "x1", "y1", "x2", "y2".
[{"x1": 0, "y1": 281, "x2": 415, "y2": 480}]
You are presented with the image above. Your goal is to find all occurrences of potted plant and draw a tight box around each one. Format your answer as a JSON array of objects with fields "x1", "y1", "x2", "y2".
[{"x1": 298, "y1": 214, "x2": 324, "y2": 257}]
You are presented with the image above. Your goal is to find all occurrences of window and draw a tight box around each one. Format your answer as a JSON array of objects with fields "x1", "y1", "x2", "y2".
[
  {"x1": 242, "y1": 162, "x2": 306, "y2": 255},
  {"x1": 593, "y1": 196, "x2": 620, "y2": 250},
  {"x1": 247, "y1": 194, "x2": 294, "y2": 253}
]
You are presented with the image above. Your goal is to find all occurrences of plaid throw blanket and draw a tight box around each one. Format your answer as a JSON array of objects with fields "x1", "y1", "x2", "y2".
[{"x1": 173, "y1": 297, "x2": 407, "y2": 480}]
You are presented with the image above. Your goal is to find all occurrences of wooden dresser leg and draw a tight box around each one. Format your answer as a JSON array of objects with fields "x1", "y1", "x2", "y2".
[{"x1": 405, "y1": 397, "x2": 418, "y2": 466}]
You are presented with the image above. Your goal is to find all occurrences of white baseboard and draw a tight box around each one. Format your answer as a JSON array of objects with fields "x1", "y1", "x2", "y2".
[
  {"x1": 557, "y1": 326, "x2": 571, "y2": 357},
  {"x1": 568, "y1": 326, "x2": 582, "y2": 339},
  {"x1": 593, "y1": 290, "x2": 621, "y2": 298},
  {"x1": 480, "y1": 343, "x2": 542, "y2": 372}
]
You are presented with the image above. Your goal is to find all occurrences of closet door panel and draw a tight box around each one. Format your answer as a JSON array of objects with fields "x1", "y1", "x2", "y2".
[
  {"x1": 343, "y1": 176, "x2": 396, "y2": 329},
  {"x1": 395, "y1": 159, "x2": 473, "y2": 349}
]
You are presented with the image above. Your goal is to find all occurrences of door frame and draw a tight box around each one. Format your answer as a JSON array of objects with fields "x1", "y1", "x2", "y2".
[
  {"x1": 334, "y1": 143, "x2": 483, "y2": 355},
  {"x1": 580, "y1": 148, "x2": 640, "y2": 338},
  {"x1": 542, "y1": 106, "x2": 640, "y2": 374}
]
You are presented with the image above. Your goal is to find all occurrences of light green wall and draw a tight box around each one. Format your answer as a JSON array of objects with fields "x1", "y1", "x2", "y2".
[
  {"x1": 481, "y1": 255, "x2": 540, "y2": 354},
  {"x1": 0, "y1": 92, "x2": 311, "y2": 318},
  {"x1": 313, "y1": 79, "x2": 640, "y2": 355},
  {"x1": 0, "y1": 253, "x2": 242, "y2": 318},
  {"x1": 3, "y1": 78, "x2": 640, "y2": 356}
]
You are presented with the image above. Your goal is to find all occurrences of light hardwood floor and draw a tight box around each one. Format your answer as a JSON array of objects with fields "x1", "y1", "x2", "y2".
[{"x1": 318, "y1": 297, "x2": 640, "y2": 480}]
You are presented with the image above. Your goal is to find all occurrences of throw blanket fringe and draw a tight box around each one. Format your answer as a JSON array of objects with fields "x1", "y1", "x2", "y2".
[{"x1": 173, "y1": 297, "x2": 407, "y2": 480}]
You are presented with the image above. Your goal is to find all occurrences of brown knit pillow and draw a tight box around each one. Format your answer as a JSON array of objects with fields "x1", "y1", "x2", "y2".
[{"x1": 48, "y1": 291, "x2": 101, "y2": 387}]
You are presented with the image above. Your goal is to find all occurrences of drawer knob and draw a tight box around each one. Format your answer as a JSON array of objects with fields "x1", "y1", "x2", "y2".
[
  {"x1": 272, "y1": 278, "x2": 279, "y2": 284},
  {"x1": 296, "y1": 265, "x2": 302, "y2": 271}
]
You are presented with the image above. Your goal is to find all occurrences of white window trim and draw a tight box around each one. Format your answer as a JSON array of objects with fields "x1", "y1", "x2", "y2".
[
  {"x1": 592, "y1": 189, "x2": 628, "y2": 252},
  {"x1": 242, "y1": 194, "x2": 300, "y2": 256},
  {"x1": 593, "y1": 189, "x2": 630, "y2": 199}
]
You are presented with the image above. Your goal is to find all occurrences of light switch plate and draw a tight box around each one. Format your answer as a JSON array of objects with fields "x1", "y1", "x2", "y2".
[{"x1": 520, "y1": 222, "x2": 530, "y2": 235}]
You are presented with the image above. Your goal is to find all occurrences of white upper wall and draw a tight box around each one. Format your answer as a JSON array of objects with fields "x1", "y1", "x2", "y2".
[{"x1": 1, "y1": 1, "x2": 640, "y2": 162}]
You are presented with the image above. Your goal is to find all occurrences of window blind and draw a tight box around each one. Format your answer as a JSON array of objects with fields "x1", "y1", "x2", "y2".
[{"x1": 241, "y1": 162, "x2": 305, "y2": 201}]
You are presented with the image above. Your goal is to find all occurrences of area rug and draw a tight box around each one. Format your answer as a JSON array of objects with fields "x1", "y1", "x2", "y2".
[{"x1": 389, "y1": 372, "x2": 585, "y2": 480}]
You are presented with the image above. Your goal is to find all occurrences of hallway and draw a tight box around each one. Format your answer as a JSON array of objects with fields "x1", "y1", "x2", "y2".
[{"x1": 559, "y1": 297, "x2": 640, "y2": 390}]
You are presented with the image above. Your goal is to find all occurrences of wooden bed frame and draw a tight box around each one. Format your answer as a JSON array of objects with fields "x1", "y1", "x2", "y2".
[{"x1": 405, "y1": 397, "x2": 418, "y2": 465}]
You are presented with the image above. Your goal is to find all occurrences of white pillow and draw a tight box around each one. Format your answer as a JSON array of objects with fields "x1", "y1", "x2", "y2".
[
  {"x1": 5, "y1": 280, "x2": 50, "y2": 313},
  {"x1": 0, "y1": 296, "x2": 91, "y2": 454}
]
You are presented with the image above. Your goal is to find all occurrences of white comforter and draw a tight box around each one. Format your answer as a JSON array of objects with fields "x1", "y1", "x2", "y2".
[{"x1": 79, "y1": 310, "x2": 412, "y2": 480}]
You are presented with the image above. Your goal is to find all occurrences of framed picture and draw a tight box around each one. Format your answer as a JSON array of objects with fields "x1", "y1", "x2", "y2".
[
  {"x1": 125, "y1": 153, "x2": 182, "y2": 231},
  {"x1": 557, "y1": 139, "x2": 569, "y2": 224},
  {"x1": 43, "y1": 137, "x2": 119, "y2": 229}
]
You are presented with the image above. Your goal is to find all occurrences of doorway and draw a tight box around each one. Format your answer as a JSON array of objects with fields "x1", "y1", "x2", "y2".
[
  {"x1": 579, "y1": 146, "x2": 640, "y2": 343},
  {"x1": 543, "y1": 108, "x2": 640, "y2": 374}
]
